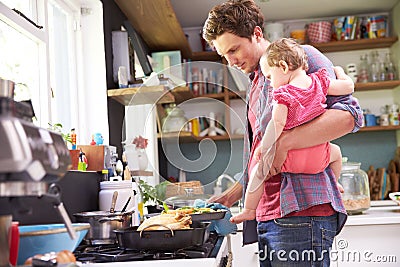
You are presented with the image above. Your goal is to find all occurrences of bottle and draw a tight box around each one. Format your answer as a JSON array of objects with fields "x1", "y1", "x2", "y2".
[
  {"x1": 368, "y1": 50, "x2": 379, "y2": 82},
  {"x1": 357, "y1": 54, "x2": 368, "y2": 83},
  {"x1": 379, "y1": 62, "x2": 387, "y2": 81},
  {"x1": 101, "y1": 169, "x2": 109, "y2": 181},
  {"x1": 385, "y1": 53, "x2": 396, "y2": 81},
  {"x1": 70, "y1": 128, "x2": 77, "y2": 150},
  {"x1": 369, "y1": 62, "x2": 379, "y2": 82}
]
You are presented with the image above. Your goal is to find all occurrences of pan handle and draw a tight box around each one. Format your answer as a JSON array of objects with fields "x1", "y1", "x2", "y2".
[
  {"x1": 98, "y1": 217, "x2": 124, "y2": 223},
  {"x1": 139, "y1": 224, "x2": 174, "y2": 237}
]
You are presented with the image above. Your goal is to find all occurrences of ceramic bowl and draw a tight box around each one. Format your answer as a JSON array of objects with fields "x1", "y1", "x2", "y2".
[{"x1": 17, "y1": 223, "x2": 90, "y2": 265}]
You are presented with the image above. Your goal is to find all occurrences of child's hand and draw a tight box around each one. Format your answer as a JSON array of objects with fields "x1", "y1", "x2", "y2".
[{"x1": 333, "y1": 66, "x2": 349, "y2": 80}]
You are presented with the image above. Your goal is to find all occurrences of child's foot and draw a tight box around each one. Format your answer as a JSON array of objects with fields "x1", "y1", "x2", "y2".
[{"x1": 230, "y1": 209, "x2": 256, "y2": 224}]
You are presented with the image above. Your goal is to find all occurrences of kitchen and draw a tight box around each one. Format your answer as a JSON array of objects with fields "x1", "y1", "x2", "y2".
[{"x1": 1, "y1": 0, "x2": 400, "y2": 266}]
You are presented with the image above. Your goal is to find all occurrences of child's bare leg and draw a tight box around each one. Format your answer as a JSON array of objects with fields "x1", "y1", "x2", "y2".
[
  {"x1": 230, "y1": 162, "x2": 264, "y2": 224},
  {"x1": 329, "y1": 143, "x2": 344, "y2": 193}
]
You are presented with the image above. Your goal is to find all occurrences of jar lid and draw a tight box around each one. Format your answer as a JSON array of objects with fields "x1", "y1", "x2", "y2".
[
  {"x1": 341, "y1": 162, "x2": 361, "y2": 171},
  {"x1": 100, "y1": 180, "x2": 132, "y2": 190}
]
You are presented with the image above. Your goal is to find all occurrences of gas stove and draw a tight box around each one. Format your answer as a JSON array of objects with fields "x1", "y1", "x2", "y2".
[{"x1": 74, "y1": 232, "x2": 232, "y2": 267}]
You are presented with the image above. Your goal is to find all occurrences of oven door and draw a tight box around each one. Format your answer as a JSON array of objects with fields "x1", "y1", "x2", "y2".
[{"x1": 215, "y1": 235, "x2": 233, "y2": 267}]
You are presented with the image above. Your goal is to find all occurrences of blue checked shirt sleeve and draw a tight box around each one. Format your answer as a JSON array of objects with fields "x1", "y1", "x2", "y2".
[{"x1": 303, "y1": 45, "x2": 363, "y2": 132}]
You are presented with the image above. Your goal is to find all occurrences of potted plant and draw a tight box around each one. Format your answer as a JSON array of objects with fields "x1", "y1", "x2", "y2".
[
  {"x1": 48, "y1": 123, "x2": 72, "y2": 145},
  {"x1": 137, "y1": 179, "x2": 169, "y2": 213}
]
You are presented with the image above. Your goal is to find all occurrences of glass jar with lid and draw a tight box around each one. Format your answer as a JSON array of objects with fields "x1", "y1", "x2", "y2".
[
  {"x1": 162, "y1": 103, "x2": 188, "y2": 133},
  {"x1": 338, "y1": 161, "x2": 370, "y2": 215}
]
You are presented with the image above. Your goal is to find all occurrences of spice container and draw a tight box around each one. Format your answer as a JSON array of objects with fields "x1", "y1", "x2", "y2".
[{"x1": 338, "y1": 161, "x2": 370, "y2": 215}]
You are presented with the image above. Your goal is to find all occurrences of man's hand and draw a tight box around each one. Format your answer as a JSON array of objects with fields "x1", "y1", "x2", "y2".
[{"x1": 207, "y1": 181, "x2": 243, "y2": 208}]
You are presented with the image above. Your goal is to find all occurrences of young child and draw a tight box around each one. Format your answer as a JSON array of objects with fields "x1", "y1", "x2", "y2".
[{"x1": 231, "y1": 38, "x2": 354, "y2": 224}]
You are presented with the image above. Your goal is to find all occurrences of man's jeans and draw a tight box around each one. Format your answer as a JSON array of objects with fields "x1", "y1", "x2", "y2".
[{"x1": 257, "y1": 213, "x2": 338, "y2": 267}]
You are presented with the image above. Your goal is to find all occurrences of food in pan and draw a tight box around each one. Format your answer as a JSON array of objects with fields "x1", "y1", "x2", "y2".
[
  {"x1": 165, "y1": 206, "x2": 219, "y2": 215},
  {"x1": 137, "y1": 212, "x2": 192, "y2": 231}
]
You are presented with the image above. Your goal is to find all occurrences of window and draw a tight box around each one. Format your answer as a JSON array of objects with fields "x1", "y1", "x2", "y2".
[{"x1": 1, "y1": 0, "x2": 109, "y2": 145}]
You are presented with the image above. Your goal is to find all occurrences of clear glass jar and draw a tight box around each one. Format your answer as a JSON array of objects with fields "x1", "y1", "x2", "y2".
[
  {"x1": 338, "y1": 162, "x2": 370, "y2": 215},
  {"x1": 162, "y1": 104, "x2": 188, "y2": 133}
]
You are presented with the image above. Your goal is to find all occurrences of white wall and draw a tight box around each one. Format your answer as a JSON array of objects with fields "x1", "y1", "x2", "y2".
[{"x1": 78, "y1": 0, "x2": 109, "y2": 145}]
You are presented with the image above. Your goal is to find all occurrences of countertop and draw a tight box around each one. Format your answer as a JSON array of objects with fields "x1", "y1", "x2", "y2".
[{"x1": 344, "y1": 200, "x2": 400, "y2": 226}]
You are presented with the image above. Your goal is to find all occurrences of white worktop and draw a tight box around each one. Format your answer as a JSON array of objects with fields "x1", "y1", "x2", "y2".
[{"x1": 345, "y1": 200, "x2": 400, "y2": 226}]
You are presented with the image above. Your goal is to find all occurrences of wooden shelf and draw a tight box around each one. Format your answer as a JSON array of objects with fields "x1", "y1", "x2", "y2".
[
  {"x1": 355, "y1": 80, "x2": 400, "y2": 91},
  {"x1": 108, "y1": 86, "x2": 175, "y2": 105},
  {"x1": 158, "y1": 131, "x2": 243, "y2": 142},
  {"x1": 169, "y1": 86, "x2": 194, "y2": 104},
  {"x1": 358, "y1": 125, "x2": 400, "y2": 132},
  {"x1": 130, "y1": 170, "x2": 153, "y2": 176},
  {"x1": 115, "y1": 0, "x2": 192, "y2": 59},
  {"x1": 108, "y1": 86, "x2": 196, "y2": 106},
  {"x1": 191, "y1": 51, "x2": 221, "y2": 61},
  {"x1": 116, "y1": 1, "x2": 398, "y2": 60},
  {"x1": 115, "y1": 0, "x2": 219, "y2": 61},
  {"x1": 312, "y1": 37, "x2": 398, "y2": 53}
]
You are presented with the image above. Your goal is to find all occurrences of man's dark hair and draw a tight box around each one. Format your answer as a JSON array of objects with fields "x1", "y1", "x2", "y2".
[{"x1": 202, "y1": 0, "x2": 264, "y2": 45}]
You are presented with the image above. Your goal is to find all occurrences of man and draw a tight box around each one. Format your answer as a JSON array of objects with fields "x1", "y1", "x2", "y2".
[{"x1": 203, "y1": 1, "x2": 363, "y2": 266}]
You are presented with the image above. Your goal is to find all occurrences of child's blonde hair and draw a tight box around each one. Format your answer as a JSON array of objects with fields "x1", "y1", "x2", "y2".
[{"x1": 265, "y1": 38, "x2": 308, "y2": 71}]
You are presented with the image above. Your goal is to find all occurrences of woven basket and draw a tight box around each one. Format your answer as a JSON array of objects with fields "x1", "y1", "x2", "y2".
[{"x1": 165, "y1": 181, "x2": 204, "y2": 199}]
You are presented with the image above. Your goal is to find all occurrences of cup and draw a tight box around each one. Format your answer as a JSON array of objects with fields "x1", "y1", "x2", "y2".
[
  {"x1": 379, "y1": 114, "x2": 389, "y2": 126},
  {"x1": 264, "y1": 22, "x2": 286, "y2": 42},
  {"x1": 307, "y1": 21, "x2": 332, "y2": 43},
  {"x1": 364, "y1": 114, "x2": 377, "y2": 127},
  {"x1": 346, "y1": 63, "x2": 358, "y2": 83}
]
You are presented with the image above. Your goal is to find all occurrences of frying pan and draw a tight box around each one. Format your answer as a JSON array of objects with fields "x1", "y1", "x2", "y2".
[{"x1": 114, "y1": 221, "x2": 210, "y2": 250}]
